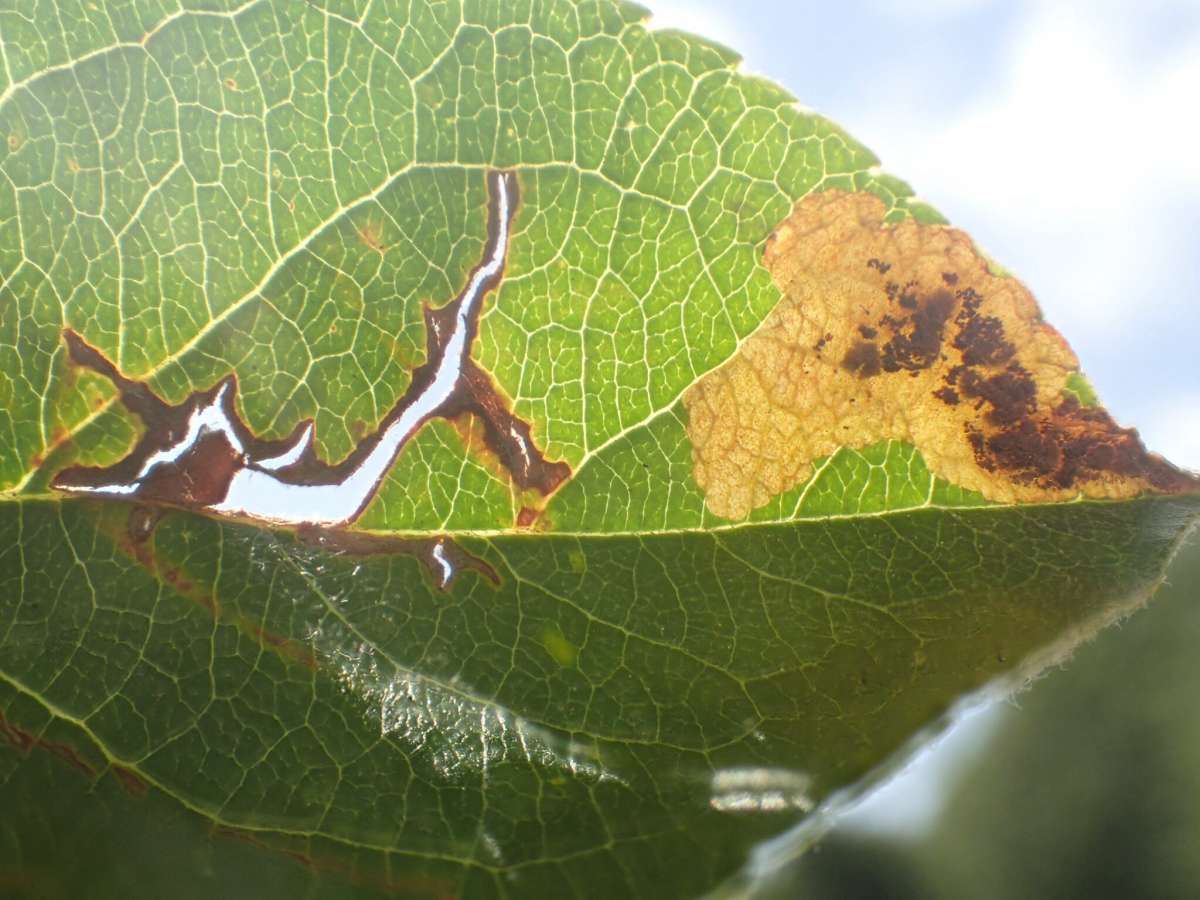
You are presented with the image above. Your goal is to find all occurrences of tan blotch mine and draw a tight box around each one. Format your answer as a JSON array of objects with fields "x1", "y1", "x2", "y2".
[{"x1": 683, "y1": 190, "x2": 1196, "y2": 520}]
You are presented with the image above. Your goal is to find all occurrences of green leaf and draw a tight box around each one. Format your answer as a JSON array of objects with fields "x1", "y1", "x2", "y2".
[{"x1": 1, "y1": 2, "x2": 1197, "y2": 897}]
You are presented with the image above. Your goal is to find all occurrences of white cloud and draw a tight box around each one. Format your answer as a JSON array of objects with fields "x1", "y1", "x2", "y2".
[
  {"x1": 1142, "y1": 396, "x2": 1200, "y2": 475},
  {"x1": 870, "y1": 0, "x2": 1000, "y2": 15},
  {"x1": 855, "y1": 2, "x2": 1200, "y2": 331}
]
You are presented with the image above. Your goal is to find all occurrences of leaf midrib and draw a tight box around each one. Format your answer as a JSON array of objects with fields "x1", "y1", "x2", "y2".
[{"x1": 0, "y1": 490, "x2": 1003, "y2": 532}]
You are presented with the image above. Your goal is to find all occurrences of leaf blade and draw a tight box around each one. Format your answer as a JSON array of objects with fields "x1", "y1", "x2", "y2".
[{"x1": 2, "y1": 1, "x2": 1198, "y2": 896}]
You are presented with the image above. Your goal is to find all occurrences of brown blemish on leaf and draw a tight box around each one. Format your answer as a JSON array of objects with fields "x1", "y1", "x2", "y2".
[
  {"x1": 357, "y1": 217, "x2": 388, "y2": 255},
  {"x1": 933, "y1": 386, "x2": 960, "y2": 406},
  {"x1": 238, "y1": 615, "x2": 318, "y2": 671},
  {"x1": 52, "y1": 330, "x2": 253, "y2": 508},
  {"x1": 296, "y1": 525, "x2": 500, "y2": 591},
  {"x1": 0, "y1": 710, "x2": 98, "y2": 779},
  {"x1": 91, "y1": 505, "x2": 219, "y2": 616},
  {"x1": 440, "y1": 356, "x2": 570, "y2": 496},
  {"x1": 127, "y1": 504, "x2": 167, "y2": 543},
  {"x1": 49, "y1": 170, "x2": 568, "y2": 528},
  {"x1": 683, "y1": 189, "x2": 1198, "y2": 519},
  {"x1": 841, "y1": 340, "x2": 882, "y2": 379},
  {"x1": 110, "y1": 764, "x2": 149, "y2": 797},
  {"x1": 90, "y1": 504, "x2": 324, "y2": 668},
  {"x1": 212, "y1": 826, "x2": 456, "y2": 899}
]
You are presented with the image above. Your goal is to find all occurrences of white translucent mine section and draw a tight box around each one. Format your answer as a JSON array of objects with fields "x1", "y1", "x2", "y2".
[
  {"x1": 57, "y1": 382, "x2": 245, "y2": 497},
  {"x1": 56, "y1": 480, "x2": 141, "y2": 496},
  {"x1": 255, "y1": 423, "x2": 313, "y2": 471},
  {"x1": 430, "y1": 541, "x2": 453, "y2": 588},
  {"x1": 210, "y1": 174, "x2": 512, "y2": 526},
  {"x1": 138, "y1": 382, "x2": 246, "y2": 477}
]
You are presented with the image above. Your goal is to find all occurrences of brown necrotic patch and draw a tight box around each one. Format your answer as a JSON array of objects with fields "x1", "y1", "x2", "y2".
[{"x1": 683, "y1": 189, "x2": 1197, "y2": 519}]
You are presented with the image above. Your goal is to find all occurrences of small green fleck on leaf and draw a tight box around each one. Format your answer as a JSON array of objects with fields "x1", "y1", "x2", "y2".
[{"x1": 1063, "y1": 371, "x2": 1101, "y2": 407}]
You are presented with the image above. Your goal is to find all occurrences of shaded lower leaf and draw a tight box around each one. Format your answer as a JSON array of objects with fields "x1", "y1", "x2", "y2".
[{"x1": 2, "y1": 495, "x2": 1196, "y2": 897}]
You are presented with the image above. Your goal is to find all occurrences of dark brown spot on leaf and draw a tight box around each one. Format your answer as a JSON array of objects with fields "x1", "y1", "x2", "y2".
[
  {"x1": 986, "y1": 420, "x2": 1061, "y2": 480},
  {"x1": 443, "y1": 360, "x2": 571, "y2": 496},
  {"x1": 958, "y1": 365, "x2": 1036, "y2": 426},
  {"x1": 111, "y1": 765, "x2": 149, "y2": 797},
  {"x1": 878, "y1": 288, "x2": 955, "y2": 373},
  {"x1": 841, "y1": 340, "x2": 881, "y2": 378},
  {"x1": 933, "y1": 386, "x2": 959, "y2": 406},
  {"x1": 954, "y1": 310, "x2": 1016, "y2": 367}
]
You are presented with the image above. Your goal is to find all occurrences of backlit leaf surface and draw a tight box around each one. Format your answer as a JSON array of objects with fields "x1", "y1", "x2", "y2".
[{"x1": 1, "y1": 2, "x2": 1196, "y2": 896}]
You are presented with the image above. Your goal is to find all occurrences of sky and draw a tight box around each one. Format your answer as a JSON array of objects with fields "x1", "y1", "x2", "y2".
[
  {"x1": 648, "y1": 0, "x2": 1200, "y2": 472},
  {"x1": 646, "y1": 0, "x2": 1200, "y2": 837}
]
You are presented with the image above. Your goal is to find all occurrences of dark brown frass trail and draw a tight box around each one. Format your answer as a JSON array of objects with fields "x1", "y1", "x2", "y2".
[{"x1": 48, "y1": 169, "x2": 570, "y2": 585}]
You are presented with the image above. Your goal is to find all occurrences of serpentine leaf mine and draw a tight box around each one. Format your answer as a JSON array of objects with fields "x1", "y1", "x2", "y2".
[{"x1": 52, "y1": 170, "x2": 569, "y2": 538}]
